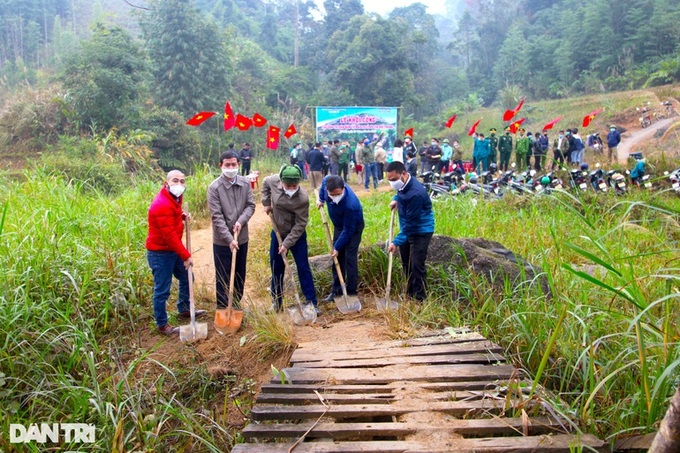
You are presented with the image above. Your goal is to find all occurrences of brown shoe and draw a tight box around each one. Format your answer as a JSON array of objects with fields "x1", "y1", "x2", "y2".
[
  {"x1": 158, "y1": 324, "x2": 179, "y2": 336},
  {"x1": 178, "y1": 309, "x2": 207, "y2": 319}
]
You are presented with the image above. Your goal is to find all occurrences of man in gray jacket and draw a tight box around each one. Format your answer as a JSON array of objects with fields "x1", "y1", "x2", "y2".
[
  {"x1": 208, "y1": 150, "x2": 256, "y2": 310},
  {"x1": 262, "y1": 164, "x2": 319, "y2": 313}
]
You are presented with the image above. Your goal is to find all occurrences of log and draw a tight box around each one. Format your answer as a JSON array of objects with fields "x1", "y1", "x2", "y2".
[{"x1": 649, "y1": 383, "x2": 680, "y2": 453}]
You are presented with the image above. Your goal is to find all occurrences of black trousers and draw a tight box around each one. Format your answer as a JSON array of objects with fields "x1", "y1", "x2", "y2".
[
  {"x1": 241, "y1": 160, "x2": 251, "y2": 176},
  {"x1": 552, "y1": 151, "x2": 564, "y2": 169},
  {"x1": 214, "y1": 242, "x2": 248, "y2": 309},
  {"x1": 331, "y1": 225, "x2": 363, "y2": 295},
  {"x1": 398, "y1": 233, "x2": 432, "y2": 301}
]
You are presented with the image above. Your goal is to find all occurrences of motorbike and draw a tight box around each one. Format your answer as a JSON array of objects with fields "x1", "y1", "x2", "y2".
[
  {"x1": 607, "y1": 169, "x2": 627, "y2": 194},
  {"x1": 569, "y1": 169, "x2": 590, "y2": 191},
  {"x1": 666, "y1": 169, "x2": 680, "y2": 193},
  {"x1": 589, "y1": 166, "x2": 608, "y2": 192},
  {"x1": 637, "y1": 104, "x2": 652, "y2": 128}
]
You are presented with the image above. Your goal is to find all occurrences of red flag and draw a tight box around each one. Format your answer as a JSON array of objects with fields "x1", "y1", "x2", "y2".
[
  {"x1": 284, "y1": 123, "x2": 297, "y2": 139},
  {"x1": 235, "y1": 113, "x2": 253, "y2": 131},
  {"x1": 509, "y1": 118, "x2": 527, "y2": 134},
  {"x1": 404, "y1": 127, "x2": 414, "y2": 137},
  {"x1": 582, "y1": 108, "x2": 603, "y2": 128},
  {"x1": 542, "y1": 116, "x2": 562, "y2": 131},
  {"x1": 445, "y1": 115, "x2": 457, "y2": 128},
  {"x1": 467, "y1": 119, "x2": 482, "y2": 136},
  {"x1": 252, "y1": 112, "x2": 267, "y2": 128},
  {"x1": 186, "y1": 111, "x2": 216, "y2": 126},
  {"x1": 266, "y1": 125, "x2": 280, "y2": 150},
  {"x1": 223, "y1": 102, "x2": 235, "y2": 130},
  {"x1": 503, "y1": 98, "x2": 525, "y2": 121}
]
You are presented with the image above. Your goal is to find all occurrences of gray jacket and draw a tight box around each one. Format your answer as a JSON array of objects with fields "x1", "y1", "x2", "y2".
[
  {"x1": 261, "y1": 174, "x2": 309, "y2": 250},
  {"x1": 208, "y1": 174, "x2": 256, "y2": 246}
]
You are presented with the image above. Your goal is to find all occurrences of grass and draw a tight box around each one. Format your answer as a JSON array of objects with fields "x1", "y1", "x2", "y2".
[
  {"x1": 1, "y1": 102, "x2": 679, "y2": 449},
  {"x1": 342, "y1": 185, "x2": 680, "y2": 440}
]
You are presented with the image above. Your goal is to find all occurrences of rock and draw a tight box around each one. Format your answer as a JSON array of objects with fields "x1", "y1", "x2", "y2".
[
  {"x1": 310, "y1": 235, "x2": 550, "y2": 297},
  {"x1": 424, "y1": 236, "x2": 551, "y2": 297}
]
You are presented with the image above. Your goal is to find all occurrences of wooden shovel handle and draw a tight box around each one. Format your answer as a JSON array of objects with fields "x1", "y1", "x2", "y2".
[
  {"x1": 385, "y1": 209, "x2": 396, "y2": 300},
  {"x1": 227, "y1": 230, "x2": 239, "y2": 310}
]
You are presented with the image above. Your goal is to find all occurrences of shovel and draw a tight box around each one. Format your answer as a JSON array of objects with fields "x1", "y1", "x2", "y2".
[
  {"x1": 317, "y1": 202, "x2": 361, "y2": 314},
  {"x1": 269, "y1": 212, "x2": 317, "y2": 326},
  {"x1": 179, "y1": 216, "x2": 208, "y2": 342},
  {"x1": 214, "y1": 231, "x2": 243, "y2": 335},
  {"x1": 376, "y1": 209, "x2": 399, "y2": 311}
]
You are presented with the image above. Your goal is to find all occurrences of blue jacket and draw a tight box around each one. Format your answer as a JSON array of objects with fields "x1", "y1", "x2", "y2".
[
  {"x1": 607, "y1": 130, "x2": 621, "y2": 148},
  {"x1": 318, "y1": 177, "x2": 364, "y2": 251},
  {"x1": 630, "y1": 160, "x2": 645, "y2": 179},
  {"x1": 392, "y1": 176, "x2": 434, "y2": 247},
  {"x1": 307, "y1": 148, "x2": 325, "y2": 171}
]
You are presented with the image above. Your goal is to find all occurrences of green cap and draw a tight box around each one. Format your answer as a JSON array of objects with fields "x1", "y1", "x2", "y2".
[{"x1": 279, "y1": 164, "x2": 302, "y2": 183}]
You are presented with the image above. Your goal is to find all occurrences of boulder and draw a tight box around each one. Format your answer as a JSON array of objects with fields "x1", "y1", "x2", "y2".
[{"x1": 309, "y1": 235, "x2": 550, "y2": 297}]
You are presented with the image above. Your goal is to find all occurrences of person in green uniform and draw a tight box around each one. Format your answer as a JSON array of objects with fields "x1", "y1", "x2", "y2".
[
  {"x1": 488, "y1": 128, "x2": 499, "y2": 165},
  {"x1": 498, "y1": 127, "x2": 513, "y2": 172},
  {"x1": 515, "y1": 128, "x2": 531, "y2": 171}
]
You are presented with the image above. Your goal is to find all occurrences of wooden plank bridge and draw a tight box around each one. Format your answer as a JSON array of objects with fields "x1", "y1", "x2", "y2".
[{"x1": 233, "y1": 328, "x2": 607, "y2": 452}]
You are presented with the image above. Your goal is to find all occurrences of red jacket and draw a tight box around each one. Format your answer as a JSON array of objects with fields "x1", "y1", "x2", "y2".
[{"x1": 145, "y1": 186, "x2": 190, "y2": 261}]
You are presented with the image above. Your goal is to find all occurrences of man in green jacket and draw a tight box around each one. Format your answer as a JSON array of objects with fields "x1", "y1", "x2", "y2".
[
  {"x1": 515, "y1": 128, "x2": 531, "y2": 171},
  {"x1": 262, "y1": 165, "x2": 319, "y2": 314},
  {"x1": 488, "y1": 128, "x2": 499, "y2": 164},
  {"x1": 498, "y1": 127, "x2": 513, "y2": 172}
]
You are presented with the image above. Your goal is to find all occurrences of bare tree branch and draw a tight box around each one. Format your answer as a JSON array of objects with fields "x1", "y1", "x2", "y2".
[{"x1": 123, "y1": 0, "x2": 150, "y2": 11}]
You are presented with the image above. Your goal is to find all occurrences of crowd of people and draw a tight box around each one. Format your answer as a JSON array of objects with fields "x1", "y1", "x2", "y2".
[
  {"x1": 143, "y1": 123, "x2": 623, "y2": 335},
  {"x1": 144, "y1": 151, "x2": 435, "y2": 335}
]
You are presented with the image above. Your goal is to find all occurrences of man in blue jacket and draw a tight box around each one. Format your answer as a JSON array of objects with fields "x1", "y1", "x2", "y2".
[
  {"x1": 385, "y1": 161, "x2": 435, "y2": 302},
  {"x1": 317, "y1": 175, "x2": 365, "y2": 301},
  {"x1": 606, "y1": 125, "x2": 621, "y2": 164}
]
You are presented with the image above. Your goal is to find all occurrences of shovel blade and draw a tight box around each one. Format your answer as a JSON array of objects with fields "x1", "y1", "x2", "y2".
[
  {"x1": 335, "y1": 295, "x2": 361, "y2": 314},
  {"x1": 214, "y1": 308, "x2": 243, "y2": 335},
  {"x1": 179, "y1": 322, "x2": 208, "y2": 342},
  {"x1": 287, "y1": 304, "x2": 317, "y2": 326},
  {"x1": 376, "y1": 298, "x2": 399, "y2": 311}
]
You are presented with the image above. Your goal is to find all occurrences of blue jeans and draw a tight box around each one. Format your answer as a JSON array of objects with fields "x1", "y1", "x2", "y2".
[
  {"x1": 364, "y1": 162, "x2": 378, "y2": 189},
  {"x1": 147, "y1": 250, "x2": 190, "y2": 327},
  {"x1": 270, "y1": 231, "x2": 317, "y2": 308}
]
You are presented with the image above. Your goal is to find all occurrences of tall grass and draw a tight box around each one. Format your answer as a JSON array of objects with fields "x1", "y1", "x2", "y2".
[
  {"x1": 348, "y1": 188, "x2": 679, "y2": 440},
  {"x1": 0, "y1": 168, "x2": 233, "y2": 451}
]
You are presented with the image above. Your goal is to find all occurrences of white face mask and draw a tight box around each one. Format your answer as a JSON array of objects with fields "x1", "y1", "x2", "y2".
[
  {"x1": 168, "y1": 184, "x2": 185, "y2": 197},
  {"x1": 389, "y1": 178, "x2": 405, "y2": 191},
  {"x1": 329, "y1": 190, "x2": 345, "y2": 204},
  {"x1": 284, "y1": 188, "x2": 298, "y2": 197},
  {"x1": 222, "y1": 168, "x2": 238, "y2": 179}
]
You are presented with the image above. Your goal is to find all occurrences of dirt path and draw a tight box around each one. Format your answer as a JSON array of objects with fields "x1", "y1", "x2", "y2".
[
  {"x1": 618, "y1": 116, "x2": 678, "y2": 158},
  {"x1": 189, "y1": 178, "x2": 393, "y2": 344}
]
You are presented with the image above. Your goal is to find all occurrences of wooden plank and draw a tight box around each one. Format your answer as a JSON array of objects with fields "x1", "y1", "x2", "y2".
[
  {"x1": 256, "y1": 389, "x2": 513, "y2": 405},
  {"x1": 290, "y1": 341, "x2": 502, "y2": 364},
  {"x1": 613, "y1": 433, "x2": 656, "y2": 450},
  {"x1": 259, "y1": 380, "x2": 518, "y2": 395},
  {"x1": 232, "y1": 434, "x2": 607, "y2": 452},
  {"x1": 278, "y1": 364, "x2": 521, "y2": 385},
  {"x1": 294, "y1": 332, "x2": 487, "y2": 354},
  {"x1": 256, "y1": 392, "x2": 395, "y2": 405},
  {"x1": 242, "y1": 416, "x2": 569, "y2": 439},
  {"x1": 291, "y1": 352, "x2": 505, "y2": 369},
  {"x1": 251, "y1": 399, "x2": 519, "y2": 421}
]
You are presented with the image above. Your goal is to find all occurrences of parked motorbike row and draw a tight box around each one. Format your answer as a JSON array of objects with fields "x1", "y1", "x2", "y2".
[{"x1": 419, "y1": 162, "x2": 660, "y2": 200}]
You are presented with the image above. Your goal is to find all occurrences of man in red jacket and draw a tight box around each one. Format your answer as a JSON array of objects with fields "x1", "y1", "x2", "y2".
[{"x1": 146, "y1": 170, "x2": 206, "y2": 335}]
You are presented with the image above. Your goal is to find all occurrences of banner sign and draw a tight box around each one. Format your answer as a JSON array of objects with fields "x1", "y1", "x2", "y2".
[{"x1": 315, "y1": 106, "x2": 398, "y2": 145}]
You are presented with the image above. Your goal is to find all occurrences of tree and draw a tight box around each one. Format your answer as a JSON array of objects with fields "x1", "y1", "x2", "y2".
[
  {"x1": 61, "y1": 23, "x2": 148, "y2": 130},
  {"x1": 141, "y1": 0, "x2": 233, "y2": 116},
  {"x1": 326, "y1": 15, "x2": 417, "y2": 108},
  {"x1": 493, "y1": 19, "x2": 529, "y2": 90}
]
